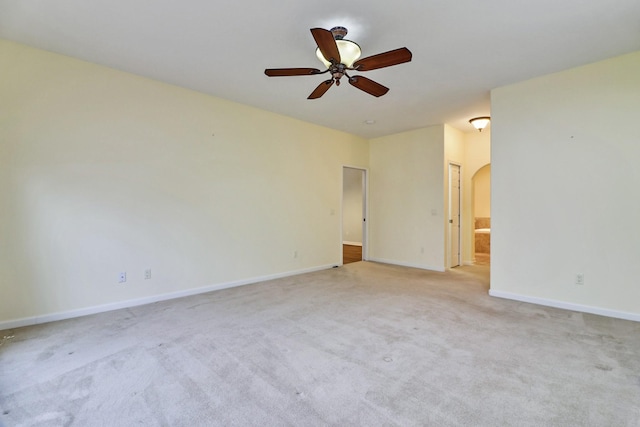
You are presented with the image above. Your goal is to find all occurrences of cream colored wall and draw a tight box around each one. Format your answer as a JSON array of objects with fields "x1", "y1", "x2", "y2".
[
  {"x1": 473, "y1": 165, "x2": 491, "y2": 218},
  {"x1": 464, "y1": 128, "x2": 491, "y2": 173},
  {"x1": 491, "y1": 50, "x2": 640, "y2": 319},
  {"x1": 369, "y1": 126, "x2": 445, "y2": 271},
  {"x1": 0, "y1": 40, "x2": 368, "y2": 325}
]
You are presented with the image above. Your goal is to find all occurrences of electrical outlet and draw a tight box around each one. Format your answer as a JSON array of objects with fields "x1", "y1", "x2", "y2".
[
  {"x1": 575, "y1": 273, "x2": 584, "y2": 285},
  {"x1": 145, "y1": 269, "x2": 151, "y2": 280},
  {"x1": 118, "y1": 272, "x2": 127, "y2": 283}
]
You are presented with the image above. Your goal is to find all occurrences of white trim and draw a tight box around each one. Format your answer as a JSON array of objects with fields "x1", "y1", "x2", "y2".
[
  {"x1": 489, "y1": 290, "x2": 640, "y2": 322},
  {"x1": 0, "y1": 264, "x2": 336, "y2": 331},
  {"x1": 342, "y1": 241, "x2": 363, "y2": 246},
  {"x1": 368, "y1": 258, "x2": 446, "y2": 272}
]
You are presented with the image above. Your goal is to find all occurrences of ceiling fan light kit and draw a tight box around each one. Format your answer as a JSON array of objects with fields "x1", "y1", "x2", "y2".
[
  {"x1": 314, "y1": 26, "x2": 361, "y2": 68},
  {"x1": 265, "y1": 26, "x2": 412, "y2": 99},
  {"x1": 316, "y1": 39, "x2": 361, "y2": 68}
]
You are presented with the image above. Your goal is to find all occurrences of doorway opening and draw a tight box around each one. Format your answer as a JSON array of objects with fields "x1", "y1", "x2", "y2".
[
  {"x1": 342, "y1": 167, "x2": 366, "y2": 264},
  {"x1": 448, "y1": 163, "x2": 461, "y2": 268},
  {"x1": 472, "y1": 164, "x2": 491, "y2": 265}
]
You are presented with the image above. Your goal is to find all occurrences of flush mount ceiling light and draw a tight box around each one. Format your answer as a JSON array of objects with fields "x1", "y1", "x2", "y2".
[{"x1": 469, "y1": 116, "x2": 491, "y2": 132}]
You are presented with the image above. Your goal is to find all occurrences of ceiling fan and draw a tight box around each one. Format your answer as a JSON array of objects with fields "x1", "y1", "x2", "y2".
[{"x1": 264, "y1": 27, "x2": 412, "y2": 99}]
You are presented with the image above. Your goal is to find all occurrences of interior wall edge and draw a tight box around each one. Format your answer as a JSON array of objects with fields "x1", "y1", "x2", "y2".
[
  {"x1": 367, "y1": 258, "x2": 446, "y2": 273},
  {"x1": 489, "y1": 290, "x2": 640, "y2": 323}
]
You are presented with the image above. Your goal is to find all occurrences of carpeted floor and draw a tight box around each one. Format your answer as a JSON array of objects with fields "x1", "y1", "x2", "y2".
[{"x1": 1, "y1": 261, "x2": 639, "y2": 426}]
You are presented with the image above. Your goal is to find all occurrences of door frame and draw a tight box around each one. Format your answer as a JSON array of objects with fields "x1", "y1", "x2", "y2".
[
  {"x1": 341, "y1": 166, "x2": 368, "y2": 264},
  {"x1": 448, "y1": 162, "x2": 462, "y2": 268}
]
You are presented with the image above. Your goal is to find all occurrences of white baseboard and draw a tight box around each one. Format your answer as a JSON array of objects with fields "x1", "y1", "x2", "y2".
[
  {"x1": 0, "y1": 264, "x2": 336, "y2": 331},
  {"x1": 342, "y1": 241, "x2": 363, "y2": 246},
  {"x1": 368, "y1": 257, "x2": 445, "y2": 272},
  {"x1": 489, "y1": 289, "x2": 640, "y2": 322}
]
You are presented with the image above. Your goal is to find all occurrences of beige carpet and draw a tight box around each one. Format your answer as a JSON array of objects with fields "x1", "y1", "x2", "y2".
[{"x1": 1, "y1": 262, "x2": 639, "y2": 426}]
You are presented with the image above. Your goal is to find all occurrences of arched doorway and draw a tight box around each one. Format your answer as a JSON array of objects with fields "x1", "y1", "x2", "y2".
[{"x1": 472, "y1": 164, "x2": 491, "y2": 265}]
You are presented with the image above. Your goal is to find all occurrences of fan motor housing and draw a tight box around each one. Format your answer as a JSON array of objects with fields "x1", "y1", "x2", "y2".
[{"x1": 330, "y1": 26, "x2": 348, "y2": 40}]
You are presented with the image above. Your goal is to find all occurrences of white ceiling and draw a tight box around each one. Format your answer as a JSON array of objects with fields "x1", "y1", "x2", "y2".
[{"x1": 1, "y1": 0, "x2": 639, "y2": 138}]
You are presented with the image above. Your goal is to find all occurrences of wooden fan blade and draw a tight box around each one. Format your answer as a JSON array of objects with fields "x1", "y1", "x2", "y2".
[
  {"x1": 348, "y1": 76, "x2": 389, "y2": 97},
  {"x1": 264, "y1": 68, "x2": 323, "y2": 77},
  {"x1": 311, "y1": 28, "x2": 340, "y2": 64},
  {"x1": 308, "y1": 79, "x2": 334, "y2": 99},
  {"x1": 353, "y1": 47, "x2": 412, "y2": 71}
]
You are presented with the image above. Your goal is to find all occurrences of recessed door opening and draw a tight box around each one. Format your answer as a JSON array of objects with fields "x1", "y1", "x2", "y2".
[
  {"x1": 448, "y1": 163, "x2": 461, "y2": 268},
  {"x1": 472, "y1": 164, "x2": 491, "y2": 266},
  {"x1": 342, "y1": 167, "x2": 366, "y2": 264}
]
